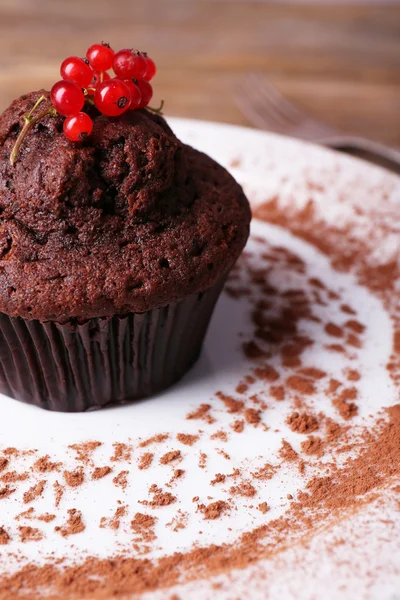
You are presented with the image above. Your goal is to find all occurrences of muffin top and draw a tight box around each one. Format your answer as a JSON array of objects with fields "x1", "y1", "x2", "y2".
[{"x1": 0, "y1": 91, "x2": 250, "y2": 321}]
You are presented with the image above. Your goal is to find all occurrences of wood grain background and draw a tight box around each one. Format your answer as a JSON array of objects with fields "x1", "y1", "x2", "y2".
[{"x1": 0, "y1": 1, "x2": 399, "y2": 144}]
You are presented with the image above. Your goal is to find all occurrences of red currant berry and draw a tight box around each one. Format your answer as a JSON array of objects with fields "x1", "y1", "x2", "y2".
[
  {"x1": 87, "y1": 70, "x2": 111, "y2": 94},
  {"x1": 113, "y1": 49, "x2": 146, "y2": 80},
  {"x1": 86, "y1": 43, "x2": 115, "y2": 71},
  {"x1": 143, "y1": 56, "x2": 156, "y2": 81},
  {"x1": 63, "y1": 112, "x2": 93, "y2": 142},
  {"x1": 94, "y1": 79, "x2": 131, "y2": 117},
  {"x1": 122, "y1": 79, "x2": 142, "y2": 110},
  {"x1": 137, "y1": 80, "x2": 153, "y2": 108},
  {"x1": 60, "y1": 56, "x2": 93, "y2": 88},
  {"x1": 50, "y1": 80, "x2": 85, "y2": 116}
]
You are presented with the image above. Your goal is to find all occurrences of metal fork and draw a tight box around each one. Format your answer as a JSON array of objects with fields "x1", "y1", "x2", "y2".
[{"x1": 235, "y1": 74, "x2": 400, "y2": 174}]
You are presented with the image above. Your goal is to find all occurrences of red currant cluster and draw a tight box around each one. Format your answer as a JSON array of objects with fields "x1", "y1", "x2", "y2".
[
  {"x1": 50, "y1": 43, "x2": 156, "y2": 141},
  {"x1": 9, "y1": 43, "x2": 159, "y2": 165}
]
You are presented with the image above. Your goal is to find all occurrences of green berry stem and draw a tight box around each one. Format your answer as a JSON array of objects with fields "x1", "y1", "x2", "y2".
[
  {"x1": 10, "y1": 97, "x2": 57, "y2": 166},
  {"x1": 145, "y1": 99, "x2": 164, "y2": 115}
]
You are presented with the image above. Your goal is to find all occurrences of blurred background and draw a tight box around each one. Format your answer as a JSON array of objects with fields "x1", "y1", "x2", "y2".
[{"x1": 0, "y1": 0, "x2": 399, "y2": 145}]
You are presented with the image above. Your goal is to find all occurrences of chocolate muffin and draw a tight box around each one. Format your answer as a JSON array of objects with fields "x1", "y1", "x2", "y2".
[{"x1": 0, "y1": 91, "x2": 251, "y2": 411}]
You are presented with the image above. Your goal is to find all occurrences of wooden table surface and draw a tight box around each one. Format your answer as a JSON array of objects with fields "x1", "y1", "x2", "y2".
[{"x1": 0, "y1": 1, "x2": 399, "y2": 145}]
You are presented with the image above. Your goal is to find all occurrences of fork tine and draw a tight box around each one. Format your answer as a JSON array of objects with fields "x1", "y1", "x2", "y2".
[
  {"x1": 235, "y1": 78, "x2": 293, "y2": 133},
  {"x1": 247, "y1": 74, "x2": 306, "y2": 127},
  {"x1": 235, "y1": 73, "x2": 338, "y2": 140}
]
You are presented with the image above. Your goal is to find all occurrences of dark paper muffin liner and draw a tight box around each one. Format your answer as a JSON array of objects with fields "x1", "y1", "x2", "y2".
[{"x1": 0, "y1": 278, "x2": 225, "y2": 412}]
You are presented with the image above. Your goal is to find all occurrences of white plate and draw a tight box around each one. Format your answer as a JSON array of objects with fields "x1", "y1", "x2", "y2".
[{"x1": 1, "y1": 119, "x2": 400, "y2": 600}]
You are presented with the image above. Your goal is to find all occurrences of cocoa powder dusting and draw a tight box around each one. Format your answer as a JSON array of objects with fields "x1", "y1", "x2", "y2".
[
  {"x1": 244, "y1": 408, "x2": 261, "y2": 425},
  {"x1": 112, "y1": 471, "x2": 129, "y2": 490},
  {"x1": 64, "y1": 468, "x2": 84, "y2": 488},
  {"x1": 301, "y1": 436, "x2": 324, "y2": 457},
  {"x1": 176, "y1": 433, "x2": 199, "y2": 446},
  {"x1": 0, "y1": 526, "x2": 10, "y2": 545},
  {"x1": 91, "y1": 466, "x2": 112, "y2": 480},
  {"x1": 55, "y1": 509, "x2": 85, "y2": 537},
  {"x1": 198, "y1": 500, "x2": 229, "y2": 520},
  {"x1": 33, "y1": 455, "x2": 61, "y2": 473},
  {"x1": 23, "y1": 480, "x2": 46, "y2": 504},
  {"x1": 160, "y1": 450, "x2": 181, "y2": 465},
  {"x1": 229, "y1": 482, "x2": 257, "y2": 498},
  {"x1": 139, "y1": 434, "x2": 169, "y2": 448},
  {"x1": 110, "y1": 443, "x2": 132, "y2": 462},
  {"x1": 230, "y1": 420, "x2": 245, "y2": 433},
  {"x1": 287, "y1": 412, "x2": 318, "y2": 434},
  {"x1": 0, "y1": 404, "x2": 399, "y2": 599},
  {"x1": 0, "y1": 458, "x2": 8, "y2": 473},
  {"x1": 186, "y1": 404, "x2": 215, "y2": 423},
  {"x1": 53, "y1": 481, "x2": 64, "y2": 507},
  {"x1": 18, "y1": 526, "x2": 44, "y2": 542},
  {"x1": 215, "y1": 392, "x2": 244, "y2": 414},
  {"x1": 69, "y1": 442, "x2": 102, "y2": 464},
  {"x1": 138, "y1": 452, "x2": 154, "y2": 470},
  {"x1": 279, "y1": 440, "x2": 298, "y2": 461}
]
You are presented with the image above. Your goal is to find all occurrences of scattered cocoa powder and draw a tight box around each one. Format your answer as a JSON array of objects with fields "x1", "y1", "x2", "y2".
[
  {"x1": 110, "y1": 443, "x2": 132, "y2": 462},
  {"x1": 270, "y1": 385, "x2": 285, "y2": 401},
  {"x1": 211, "y1": 473, "x2": 226, "y2": 486},
  {"x1": 139, "y1": 434, "x2": 169, "y2": 448},
  {"x1": 229, "y1": 482, "x2": 257, "y2": 497},
  {"x1": 258, "y1": 502, "x2": 270, "y2": 514},
  {"x1": 301, "y1": 436, "x2": 324, "y2": 457},
  {"x1": 160, "y1": 451, "x2": 181, "y2": 465},
  {"x1": 1, "y1": 471, "x2": 29, "y2": 483},
  {"x1": 253, "y1": 364, "x2": 280, "y2": 383},
  {"x1": 235, "y1": 382, "x2": 248, "y2": 395},
  {"x1": 286, "y1": 375, "x2": 316, "y2": 396},
  {"x1": 198, "y1": 453, "x2": 207, "y2": 468},
  {"x1": 186, "y1": 404, "x2": 215, "y2": 424},
  {"x1": 230, "y1": 420, "x2": 245, "y2": 433},
  {"x1": 100, "y1": 506, "x2": 127, "y2": 531},
  {"x1": 112, "y1": 471, "x2": 129, "y2": 490},
  {"x1": 325, "y1": 322, "x2": 344, "y2": 338},
  {"x1": 279, "y1": 440, "x2": 298, "y2": 461},
  {"x1": 23, "y1": 480, "x2": 46, "y2": 504},
  {"x1": 15, "y1": 508, "x2": 35, "y2": 520},
  {"x1": 33, "y1": 455, "x2": 61, "y2": 473},
  {"x1": 242, "y1": 340, "x2": 268, "y2": 360},
  {"x1": 0, "y1": 526, "x2": 10, "y2": 544},
  {"x1": 69, "y1": 441, "x2": 102, "y2": 464},
  {"x1": 176, "y1": 433, "x2": 199, "y2": 446},
  {"x1": 210, "y1": 430, "x2": 228, "y2": 442},
  {"x1": 18, "y1": 526, "x2": 44, "y2": 542},
  {"x1": 215, "y1": 392, "x2": 244, "y2": 414},
  {"x1": 138, "y1": 452, "x2": 154, "y2": 470},
  {"x1": 244, "y1": 408, "x2": 261, "y2": 425},
  {"x1": 347, "y1": 369, "x2": 361, "y2": 382},
  {"x1": 141, "y1": 485, "x2": 176, "y2": 508},
  {"x1": 287, "y1": 412, "x2": 318, "y2": 434},
  {"x1": 64, "y1": 468, "x2": 84, "y2": 488},
  {"x1": 53, "y1": 481, "x2": 64, "y2": 507},
  {"x1": 217, "y1": 449, "x2": 231, "y2": 461},
  {"x1": 168, "y1": 469, "x2": 185, "y2": 486},
  {"x1": 131, "y1": 513, "x2": 157, "y2": 535},
  {"x1": 55, "y1": 509, "x2": 85, "y2": 537},
  {"x1": 91, "y1": 466, "x2": 112, "y2": 480},
  {"x1": 166, "y1": 510, "x2": 188, "y2": 532},
  {"x1": 299, "y1": 367, "x2": 326, "y2": 380},
  {"x1": 198, "y1": 500, "x2": 229, "y2": 520},
  {"x1": 37, "y1": 513, "x2": 56, "y2": 523},
  {"x1": 0, "y1": 458, "x2": 8, "y2": 473},
  {"x1": 251, "y1": 464, "x2": 278, "y2": 480}
]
